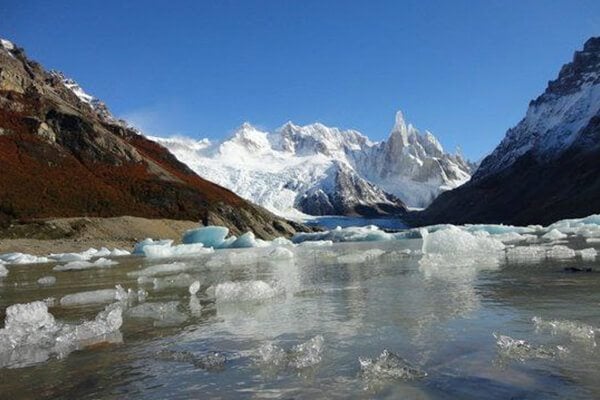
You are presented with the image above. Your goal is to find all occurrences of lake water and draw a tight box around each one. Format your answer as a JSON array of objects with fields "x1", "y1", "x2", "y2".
[{"x1": 1, "y1": 238, "x2": 600, "y2": 399}]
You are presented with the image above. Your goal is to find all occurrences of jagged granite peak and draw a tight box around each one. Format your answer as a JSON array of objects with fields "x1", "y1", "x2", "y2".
[
  {"x1": 0, "y1": 38, "x2": 307, "y2": 237},
  {"x1": 152, "y1": 112, "x2": 472, "y2": 218},
  {"x1": 416, "y1": 37, "x2": 600, "y2": 226},
  {"x1": 475, "y1": 37, "x2": 600, "y2": 180}
]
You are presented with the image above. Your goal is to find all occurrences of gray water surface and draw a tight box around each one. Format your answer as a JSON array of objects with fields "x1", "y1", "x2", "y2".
[{"x1": 1, "y1": 239, "x2": 599, "y2": 399}]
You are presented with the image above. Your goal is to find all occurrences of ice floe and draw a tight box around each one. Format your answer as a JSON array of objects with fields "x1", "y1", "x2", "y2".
[
  {"x1": 533, "y1": 316, "x2": 597, "y2": 346},
  {"x1": 577, "y1": 248, "x2": 598, "y2": 260},
  {"x1": 493, "y1": 333, "x2": 557, "y2": 361},
  {"x1": 542, "y1": 229, "x2": 568, "y2": 241},
  {"x1": 37, "y1": 276, "x2": 56, "y2": 286},
  {"x1": 0, "y1": 264, "x2": 8, "y2": 278},
  {"x1": 60, "y1": 288, "x2": 119, "y2": 306},
  {"x1": 209, "y1": 280, "x2": 284, "y2": 303},
  {"x1": 337, "y1": 248, "x2": 385, "y2": 264},
  {"x1": 189, "y1": 280, "x2": 201, "y2": 295},
  {"x1": 0, "y1": 301, "x2": 122, "y2": 368},
  {"x1": 128, "y1": 262, "x2": 190, "y2": 278},
  {"x1": 0, "y1": 252, "x2": 50, "y2": 265},
  {"x1": 126, "y1": 301, "x2": 187, "y2": 326},
  {"x1": 359, "y1": 349, "x2": 426, "y2": 380},
  {"x1": 141, "y1": 243, "x2": 213, "y2": 259},
  {"x1": 53, "y1": 257, "x2": 118, "y2": 271},
  {"x1": 257, "y1": 335, "x2": 324, "y2": 370}
]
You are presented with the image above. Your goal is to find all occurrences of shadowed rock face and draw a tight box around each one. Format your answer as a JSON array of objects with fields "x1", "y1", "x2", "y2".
[
  {"x1": 415, "y1": 37, "x2": 600, "y2": 227},
  {"x1": 0, "y1": 40, "x2": 308, "y2": 238}
]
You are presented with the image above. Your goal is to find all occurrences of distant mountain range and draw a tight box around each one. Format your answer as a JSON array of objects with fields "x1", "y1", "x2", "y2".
[
  {"x1": 416, "y1": 37, "x2": 600, "y2": 226},
  {"x1": 153, "y1": 111, "x2": 472, "y2": 219},
  {"x1": 0, "y1": 39, "x2": 306, "y2": 238}
]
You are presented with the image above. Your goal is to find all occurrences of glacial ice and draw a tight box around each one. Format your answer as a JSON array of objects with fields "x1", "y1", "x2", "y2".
[
  {"x1": 297, "y1": 240, "x2": 333, "y2": 247},
  {"x1": 141, "y1": 243, "x2": 213, "y2": 259},
  {"x1": 60, "y1": 288, "x2": 119, "y2": 306},
  {"x1": 533, "y1": 316, "x2": 597, "y2": 346},
  {"x1": 128, "y1": 262, "x2": 190, "y2": 278},
  {"x1": 542, "y1": 229, "x2": 568, "y2": 241},
  {"x1": 0, "y1": 252, "x2": 51, "y2": 265},
  {"x1": 257, "y1": 335, "x2": 324, "y2": 370},
  {"x1": 505, "y1": 246, "x2": 548, "y2": 263},
  {"x1": 230, "y1": 232, "x2": 262, "y2": 248},
  {"x1": 0, "y1": 264, "x2": 8, "y2": 278},
  {"x1": 126, "y1": 301, "x2": 187, "y2": 326},
  {"x1": 132, "y1": 238, "x2": 174, "y2": 255},
  {"x1": 267, "y1": 246, "x2": 294, "y2": 260},
  {"x1": 337, "y1": 248, "x2": 385, "y2": 264},
  {"x1": 293, "y1": 225, "x2": 398, "y2": 243},
  {"x1": 577, "y1": 248, "x2": 598, "y2": 260},
  {"x1": 546, "y1": 245, "x2": 577, "y2": 260},
  {"x1": 493, "y1": 333, "x2": 557, "y2": 361},
  {"x1": 53, "y1": 257, "x2": 118, "y2": 271},
  {"x1": 189, "y1": 280, "x2": 201, "y2": 295},
  {"x1": 182, "y1": 226, "x2": 230, "y2": 248},
  {"x1": 359, "y1": 349, "x2": 427, "y2": 380},
  {"x1": 422, "y1": 226, "x2": 506, "y2": 255},
  {"x1": 0, "y1": 301, "x2": 123, "y2": 368},
  {"x1": 37, "y1": 276, "x2": 56, "y2": 286},
  {"x1": 209, "y1": 280, "x2": 284, "y2": 303}
]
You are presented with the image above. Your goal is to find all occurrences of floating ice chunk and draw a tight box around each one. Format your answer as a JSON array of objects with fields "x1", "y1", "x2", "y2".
[
  {"x1": 60, "y1": 288, "x2": 117, "y2": 306},
  {"x1": 542, "y1": 229, "x2": 568, "y2": 241},
  {"x1": 267, "y1": 247, "x2": 294, "y2": 260},
  {"x1": 586, "y1": 238, "x2": 600, "y2": 244},
  {"x1": 257, "y1": 335, "x2": 324, "y2": 370},
  {"x1": 209, "y1": 280, "x2": 283, "y2": 303},
  {"x1": 182, "y1": 226, "x2": 230, "y2": 248},
  {"x1": 293, "y1": 225, "x2": 396, "y2": 243},
  {"x1": 297, "y1": 240, "x2": 333, "y2": 247},
  {"x1": 422, "y1": 226, "x2": 505, "y2": 256},
  {"x1": 577, "y1": 248, "x2": 597, "y2": 260},
  {"x1": 132, "y1": 238, "x2": 174, "y2": 255},
  {"x1": 0, "y1": 252, "x2": 51, "y2": 265},
  {"x1": 114, "y1": 284, "x2": 146, "y2": 303},
  {"x1": 53, "y1": 257, "x2": 118, "y2": 271},
  {"x1": 272, "y1": 237, "x2": 294, "y2": 246},
  {"x1": 493, "y1": 333, "x2": 556, "y2": 361},
  {"x1": 546, "y1": 245, "x2": 576, "y2": 259},
  {"x1": 49, "y1": 248, "x2": 101, "y2": 262},
  {"x1": 533, "y1": 316, "x2": 596, "y2": 346},
  {"x1": 337, "y1": 248, "x2": 385, "y2": 264},
  {"x1": 126, "y1": 301, "x2": 187, "y2": 326},
  {"x1": 128, "y1": 262, "x2": 189, "y2": 278},
  {"x1": 0, "y1": 301, "x2": 123, "y2": 368},
  {"x1": 494, "y1": 232, "x2": 529, "y2": 243},
  {"x1": 0, "y1": 264, "x2": 7, "y2": 278},
  {"x1": 189, "y1": 280, "x2": 201, "y2": 295},
  {"x1": 228, "y1": 232, "x2": 270, "y2": 248},
  {"x1": 37, "y1": 276, "x2": 56, "y2": 286},
  {"x1": 142, "y1": 243, "x2": 212, "y2": 258},
  {"x1": 94, "y1": 247, "x2": 130, "y2": 257},
  {"x1": 505, "y1": 246, "x2": 548, "y2": 264},
  {"x1": 359, "y1": 349, "x2": 426, "y2": 380},
  {"x1": 465, "y1": 224, "x2": 536, "y2": 235}
]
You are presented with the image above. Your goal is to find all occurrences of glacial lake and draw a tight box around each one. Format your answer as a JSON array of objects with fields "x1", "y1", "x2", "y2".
[{"x1": 1, "y1": 238, "x2": 600, "y2": 399}]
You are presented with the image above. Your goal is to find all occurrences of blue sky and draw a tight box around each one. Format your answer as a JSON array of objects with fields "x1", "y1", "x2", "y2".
[{"x1": 2, "y1": 1, "x2": 599, "y2": 159}]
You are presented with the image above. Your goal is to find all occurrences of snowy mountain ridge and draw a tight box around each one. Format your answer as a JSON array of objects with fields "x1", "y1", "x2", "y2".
[
  {"x1": 151, "y1": 112, "x2": 472, "y2": 219},
  {"x1": 476, "y1": 37, "x2": 600, "y2": 179}
]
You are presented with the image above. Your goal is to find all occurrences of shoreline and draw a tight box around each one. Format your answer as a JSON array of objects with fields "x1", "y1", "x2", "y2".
[{"x1": 0, "y1": 216, "x2": 199, "y2": 255}]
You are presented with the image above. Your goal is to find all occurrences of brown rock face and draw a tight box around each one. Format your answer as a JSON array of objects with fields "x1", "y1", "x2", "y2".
[{"x1": 0, "y1": 41, "x2": 307, "y2": 238}]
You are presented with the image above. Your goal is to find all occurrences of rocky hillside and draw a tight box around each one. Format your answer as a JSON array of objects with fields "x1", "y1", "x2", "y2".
[
  {"x1": 416, "y1": 37, "x2": 600, "y2": 226},
  {"x1": 0, "y1": 39, "x2": 306, "y2": 238}
]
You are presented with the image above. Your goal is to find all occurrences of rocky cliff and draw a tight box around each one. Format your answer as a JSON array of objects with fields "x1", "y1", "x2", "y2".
[{"x1": 0, "y1": 39, "x2": 306, "y2": 238}]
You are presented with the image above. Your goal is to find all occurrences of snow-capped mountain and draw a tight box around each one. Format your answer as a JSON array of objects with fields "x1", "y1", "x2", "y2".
[
  {"x1": 418, "y1": 37, "x2": 600, "y2": 226},
  {"x1": 152, "y1": 113, "x2": 472, "y2": 219},
  {"x1": 475, "y1": 37, "x2": 600, "y2": 180}
]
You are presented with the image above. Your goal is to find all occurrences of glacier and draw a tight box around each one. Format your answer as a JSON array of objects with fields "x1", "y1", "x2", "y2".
[{"x1": 150, "y1": 111, "x2": 472, "y2": 219}]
